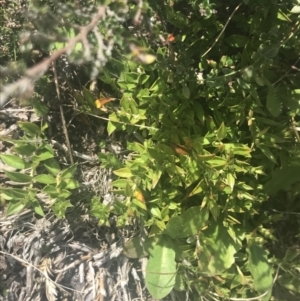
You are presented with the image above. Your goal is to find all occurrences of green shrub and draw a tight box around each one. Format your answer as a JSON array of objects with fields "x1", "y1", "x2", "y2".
[{"x1": 1, "y1": 0, "x2": 300, "y2": 300}]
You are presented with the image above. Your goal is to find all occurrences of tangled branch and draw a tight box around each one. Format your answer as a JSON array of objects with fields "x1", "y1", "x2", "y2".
[{"x1": 0, "y1": 6, "x2": 106, "y2": 108}]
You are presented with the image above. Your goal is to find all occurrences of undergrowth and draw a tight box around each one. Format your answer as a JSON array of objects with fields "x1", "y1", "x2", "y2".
[{"x1": 1, "y1": 0, "x2": 300, "y2": 300}]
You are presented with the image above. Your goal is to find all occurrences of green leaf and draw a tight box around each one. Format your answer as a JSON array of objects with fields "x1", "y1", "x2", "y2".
[
  {"x1": 18, "y1": 121, "x2": 41, "y2": 135},
  {"x1": 188, "y1": 180, "x2": 203, "y2": 197},
  {"x1": 165, "y1": 216, "x2": 183, "y2": 239},
  {"x1": 225, "y1": 35, "x2": 248, "y2": 48},
  {"x1": 264, "y1": 166, "x2": 300, "y2": 195},
  {"x1": 227, "y1": 173, "x2": 235, "y2": 192},
  {"x1": 44, "y1": 158, "x2": 61, "y2": 176},
  {"x1": 166, "y1": 206, "x2": 209, "y2": 239},
  {"x1": 60, "y1": 164, "x2": 77, "y2": 179},
  {"x1": 107, "y1": 121, "x2": 117, "y2": 135},
  {"x1": 113, "y1": 167, "x2": 133, "y2": 178},
  {"x1": 14, "y1": 144, "x2": 36, "y2": 156},
  {"x1": 99, "y1": 70, "x2": 113, "y2": 84},
  {"x1": 37, "y1": 147, "x2": 54, "y2": 161},
  {"x1": 223, "y1": 143, "x2": 252, "y2": 157},
  {"x1": 1, "y1": 188, "x2": 29, "y2": 200},
  {"x1": 283, "y1": 248, "x2": 300, "y2": 262},
  {"x1": 182, "y1": 85, "x2": 190, "y2": 99},
  {"x1": 146, "y1": 235, "x2": 177, "y2": 299},
  {"x1": 32, "y1": 200, "x2": 45, "y2": 217},
  {"x1": 51, "y1": 198, "x2": 73, "y2": 218},
  {"x1": 151, "y1": 168, "x2": 162, "y2": 189},
  {"x1": 197, "y1": 221, "x2": 242, "y2": 274},
  {"x1": 111, "y1": 178, "x2": 130, "y2": 189},
  {"x1": 278, "y1": 275, "x2": 300, "y2": 293},
  {"x1": 277, "y1": 8, "x2": 292, "y2": 22},
  {"x1": 4, "y1": 171, "x2": 32, "y2": 183},
  {"x1": 258, "y1": 43, "x2": 279, "y2": 59},
  {"x1": 266, "y1": 87, "x2": 281, "y2": 117},
  {"x1": 217, "y1": 122, "x2": 227, "y2": 141},
  {"x1": 32, "y1": 99, "x2": 49, "y2": 116},
  {"x1": 123, "y1": 236, "x2": 147, "y2": 258},
  {"x1": 291, "y1": 5, "x2": 300, "y2": 14},
  {"x1": 33, "y1": 174, "x2": 56, "y2": 184},
  {"x1": 6, "y1": 199, "x2": 26, "y2": 216},
  {"x1": 194, "y1": 102, "x2": 205, "y2": 124},
  {"x1": 258, "y1": 145, "x2": 277, "y2": 164},
  {"x1": 247, "y1": 243, "x2": 273, "y2": 300},
  {"x1": 123, "y1": 72, "x2": 140, "y2": 84},
  {"x1": 64, "y1": 178, "x2": 80, "y2": 189},
  {"x1": 151, "y1": 207, "x2": 162, "y2": 219},
  {"x1": 0, "y1": 154, "x2": 29, "y2": 169},
  {"x1": 82, "y1": 86, "x2": 96, "y2": 107}
]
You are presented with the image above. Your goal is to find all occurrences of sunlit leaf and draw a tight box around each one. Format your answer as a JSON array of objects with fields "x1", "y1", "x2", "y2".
[
  {"x1": 107, "y1": 121, "x2": 117, "y2": 135},
  {"x1": 134, "y1": 189, "x2": 145, "y2": 203},
  {"x1": 6, "y1": 199, "x2": 26, "y2": 216},
  {"x1": 291, "y1": 5, "x2": 300, "y2": 14},
  {"x1": 197, "y1": 221, "x2": 242, "y2": 274},
  {"x1": 166, "y1": 206, "x2": 209, "y2": 239},
  {"x1": 32, "y1": 200, "x2": 45, "y2": 217},
  {"x1": 44, "y1": 158, "x2": 61, "y2": 176},
  {"x1": 146, "y1": 235, "x2": 176, "y2": 299},
  {"x1": 5, "y1": 171, "x2": 32, "y2": 183},
  {"x1": 113, "y1": 167, "x2": 133, "y2": 178},
  {"x1": 247, "y1": 243, "x2": 273, "y2": 300},
  {"x1": 217, "y1": 122, "x2": 227, "y2": 141},
  {"x1": 33, "y1": 174, "x2": 56, "y2": 184},
  {"x1": 0, "y1": 154, "x2": 29, "y2": 169}
]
